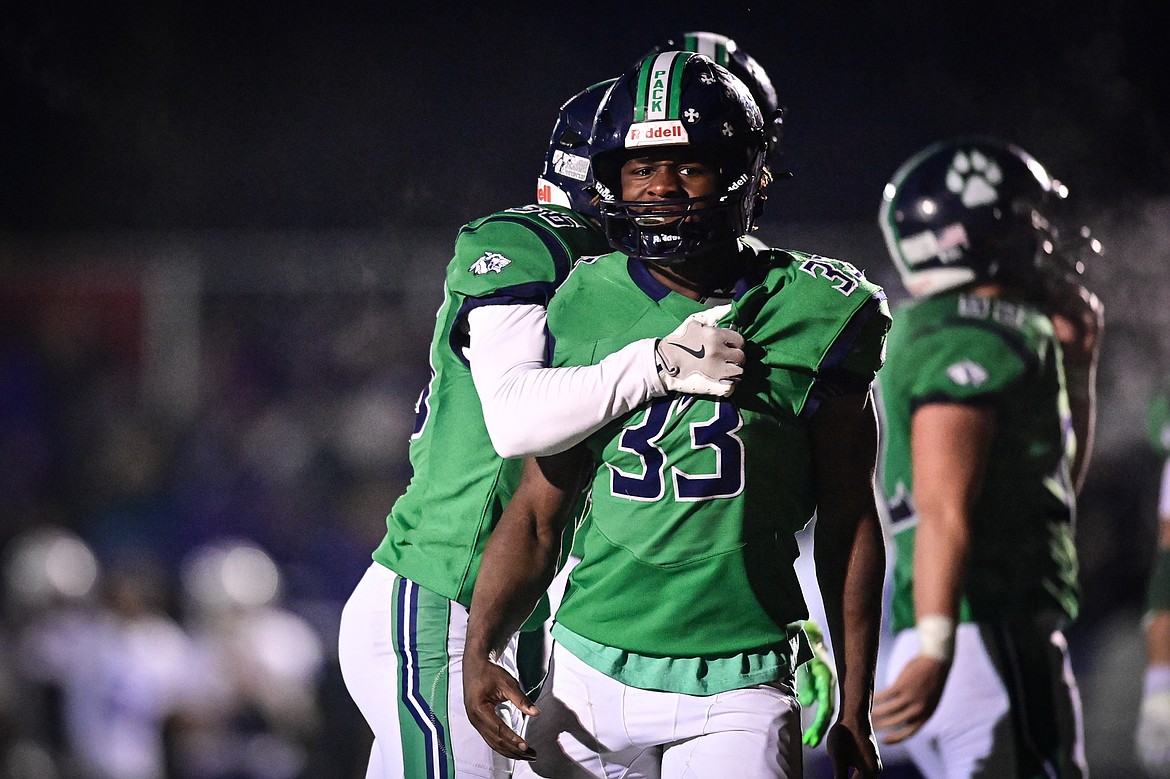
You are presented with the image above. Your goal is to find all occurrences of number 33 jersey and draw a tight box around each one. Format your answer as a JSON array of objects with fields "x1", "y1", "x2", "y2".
[{"x1": 547, "y1": 247, "x2": 890, "y2": 682}]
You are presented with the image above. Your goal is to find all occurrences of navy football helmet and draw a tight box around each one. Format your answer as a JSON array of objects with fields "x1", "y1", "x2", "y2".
[
  {"x1": 879, "y1": 136, "x2": 1101, "y2": 298},
  {"x1": 647, "y1": 32, "x2": 782, "y2": 165},
  {"x1": 537, "y1": 79, "x2": 615, "y2": 222},
  {"x1": 591, "y1": 51, "x2": 767, "y2": 264}
]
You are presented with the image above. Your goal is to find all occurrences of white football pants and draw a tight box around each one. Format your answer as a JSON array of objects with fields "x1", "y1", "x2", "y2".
[
  {"x1": 515, "y1": 641, "x2": 802, "y2": 779},
  {"x1": 339, "y1": 562, "x2": 520, "y2": 779},
  {"x1": 885, "y1": 619, "x2": 1087, "y2": 778}
]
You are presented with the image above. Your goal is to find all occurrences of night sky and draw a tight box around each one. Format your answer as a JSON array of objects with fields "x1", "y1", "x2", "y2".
[{"x1": 2, "y1": 1, "x2": 1168, "y2": 232}]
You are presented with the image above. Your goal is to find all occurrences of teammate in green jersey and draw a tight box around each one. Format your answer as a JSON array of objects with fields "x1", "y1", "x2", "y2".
[
  {"x1": 336, "y1": 81, "x2": 747, "y2": 779},
  {"x1": 1139, "y1": 378, "x2": 1170, "y2": 777},
  {"x1": 463, "y1": 51, "x2": 889, "y2": 779},
  {"x1": 870, "y1": 137, "x2": 1104, "y2": 778}
]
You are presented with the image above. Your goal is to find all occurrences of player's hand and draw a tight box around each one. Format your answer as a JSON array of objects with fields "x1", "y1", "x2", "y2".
[
  {"x1": 824, "y1": 718, "x2": 882, "y2": 779},
  {"x1": 1138, "y1": 690, "x2": 1170, "y2": 778},
  {"x1": 656, "y1": 304, "x2": 745, "y2": 398},
  {"x1": 1045, "y1": 279, "x2": 1104, "y2": 367},
  {"x1": 872, "y1": 655, "x2": 949, "y2": 744},
  {"x1": 797, "y1": 620, "x2": 837, "y2": 747},
  {"x1": 463, "y1": 652, "x2": 539, "y2": 761}
]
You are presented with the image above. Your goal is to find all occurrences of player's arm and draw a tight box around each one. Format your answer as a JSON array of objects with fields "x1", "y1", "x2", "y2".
[
  {"x1": 1046, "y1": 279, "x2": 1104, "y2": 492},
  {"x1": 810, "y1": 389, "x2": 884, "y2": 779},
  {"x1": 873, "y1": 400, "x2": 996, "y2": 744},
  {"x1": 468, "y1": 303, "x2": 744, "y2": 458},
  {"x1": 462, "y1": 446, "x2": 592, "y2": 760}
]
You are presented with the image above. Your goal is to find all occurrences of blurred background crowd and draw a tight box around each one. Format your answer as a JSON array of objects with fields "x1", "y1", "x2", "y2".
[{"x1": 1, "y1": 2, "x2": 1169, "y2": 777}]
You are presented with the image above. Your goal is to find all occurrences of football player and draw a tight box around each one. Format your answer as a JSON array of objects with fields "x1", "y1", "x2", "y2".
[
  {"x1": 652, "y1": 28, "x2": 851, "y2": 745},
  {"x1": 532, "y1": 32, "x2": 834, "y2": 753},
  {"x1": 1139, "y1": 379, "x2": 1170, "y2": 777},
  {"x1": 463, "y1": 51, "x2": 889, "y2": 779},
  {"x1": 644, "y1": 32, "x2": 836, "y2": 750},
  {"x1": 871, "y1": 137, "x2": 1104, "y2": 777},
  {"x1": 336, "y1": 80, "x2": 747, "y2": 779}
]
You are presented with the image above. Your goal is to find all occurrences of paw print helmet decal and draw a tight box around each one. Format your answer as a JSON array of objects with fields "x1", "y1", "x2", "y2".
[
  {"x1": 878, "y1": 136, "x2": 1100, "y2": 299},
  {"x1": 591, "y1": 50, "x2": 768, "y2": 264}
]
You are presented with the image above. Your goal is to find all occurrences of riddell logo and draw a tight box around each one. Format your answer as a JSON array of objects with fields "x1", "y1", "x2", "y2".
[
  {"x1": 625, "y1": 121, "x2": 689, "y2": 148},
  {"x1": 537, "y1": 183, "x2": 552, "y2": 203}
]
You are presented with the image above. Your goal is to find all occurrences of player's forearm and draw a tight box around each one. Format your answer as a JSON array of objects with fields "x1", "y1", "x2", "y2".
[
  {"x1": 466, "y1": 498, "x2": 565, "y2": 660},
  {"x1": 479, "y1": 341, "x2": 663, "y2": 458},
  {"x1": 468, "y1": 304, "x2": 663, "y2": 458},
  {"x1": 912, "y1": 502, "x2": 970, "y2": 622},
  {"x1": 809, "y1": 391, "x2": 884, "y2": 720},
  {"x1": 816, "y1": 509, "x2": 885, "y2": 722},
  {"x1": 905, "y1": 501, "x2": 970, "y2": 667},
  {"x1": 466, "y1": 451, "x2": 588, "y2": 659}
]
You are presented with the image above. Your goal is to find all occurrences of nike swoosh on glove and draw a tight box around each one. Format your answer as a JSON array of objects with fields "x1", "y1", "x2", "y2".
[{"x1": 655, "y1": 304, "x2": 746, "y2": 398}]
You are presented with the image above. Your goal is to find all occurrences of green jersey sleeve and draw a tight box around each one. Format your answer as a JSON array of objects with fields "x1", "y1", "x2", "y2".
[
  {"x1": 727, "y1": 251, "x2": 891, "y2": 420},
  {"x1": 902, "y1": 322, "x2": 1029, "y2": 406},
  {"x1": 446, "y1": 205, "x2": 607, "y2": 306}
]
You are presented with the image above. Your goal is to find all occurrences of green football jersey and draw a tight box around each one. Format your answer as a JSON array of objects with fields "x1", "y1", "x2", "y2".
[
  {"x1": 549, "y1": 248, "x2": 889, "y2": 688},
  {"x1": 372, "y1": 204, "x2": 611, "y2": 613},
  {"x1": 877, "y1": 291, "x2": 1079, "y2": 633}
]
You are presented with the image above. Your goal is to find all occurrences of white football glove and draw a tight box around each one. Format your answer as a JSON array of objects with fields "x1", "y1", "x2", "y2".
[
  {"x1": 655, "y1": 304, "x2": 746, "y2": 398},
  {"x1": 1138, "y1": 690, "x2": 1170, "y2": 778}
]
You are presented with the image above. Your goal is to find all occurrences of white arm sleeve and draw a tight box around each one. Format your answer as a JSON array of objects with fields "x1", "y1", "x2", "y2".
[{"x1": 467, "y1": 303, "x2": 667, "y2": 459}]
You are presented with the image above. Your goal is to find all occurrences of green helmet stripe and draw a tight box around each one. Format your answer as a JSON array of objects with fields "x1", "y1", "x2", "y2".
[
  {"x1": 668, "y1": 53, "x2": 687, "y2": 118},
  {"x1": 635, "y1": 51, "x2": 690, "y2": 121},
  {"x1": 634, "y1": 57, "x2": 653, "y2": 122},
  {"x1": 682, "y1": 32, "x2": 729, "y2": 66}
]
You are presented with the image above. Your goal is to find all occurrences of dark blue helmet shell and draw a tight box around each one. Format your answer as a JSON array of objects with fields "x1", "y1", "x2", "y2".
[
  {"x1": 648, "y1": 32, "x2": 783, "y2": 164},
  {"x1": 879, "y1": 136, "x2": 1096, "y2": 298},
  {"x1": 537, "y1": 79, "x2": 615, "y2": 222},
  {"x1": 591, "y1": 51, "x2": 767, "y2": 263}
]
